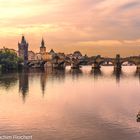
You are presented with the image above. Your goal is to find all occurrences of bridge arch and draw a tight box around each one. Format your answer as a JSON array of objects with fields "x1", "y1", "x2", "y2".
[
  {"x1": 98, "y1": 59, "x2": 115, "y2": 67},
  {"x1": 120, "y1": 60, "x2": 137, "y2": 66},
  {"x1": 120, "y1": 60, "x2": 137, "y2": 73}
]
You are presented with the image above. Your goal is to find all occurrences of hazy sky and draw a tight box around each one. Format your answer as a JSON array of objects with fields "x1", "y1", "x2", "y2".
[{"x1": 0, "y1": 0, "x2": 140, "y2": 56}]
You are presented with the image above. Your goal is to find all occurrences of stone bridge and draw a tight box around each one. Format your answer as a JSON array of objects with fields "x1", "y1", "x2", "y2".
[
  {"x1": 26, "y1": 58, "x2": 87, "y2": 69},
  {"x1": 27, "y1": 58, "x2": 66, "y2": 69},
  {"x1": 90, "y1": 54, "x2": 140, "y2": 71},
  {"x1": 26, "y1": 54, "x2": 140, "y2": 72},
  {"x1": 27, "y1": 60, "x2": 46, "y2": 68}
]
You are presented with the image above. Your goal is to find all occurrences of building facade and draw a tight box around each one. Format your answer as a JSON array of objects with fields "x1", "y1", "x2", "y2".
[{"x1": 28, "y1": 51, "x2": 36, "y2": 60}]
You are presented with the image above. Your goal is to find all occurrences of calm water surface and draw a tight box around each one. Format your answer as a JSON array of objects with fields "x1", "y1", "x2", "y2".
[{"x1": 0, "y1": 66, "x2": 140, "y2": 140}]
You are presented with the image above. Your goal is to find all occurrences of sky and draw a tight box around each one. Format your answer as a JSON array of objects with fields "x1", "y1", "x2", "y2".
[{"x1": 0, "y1": 0, "x2": 140, "y2": 56}]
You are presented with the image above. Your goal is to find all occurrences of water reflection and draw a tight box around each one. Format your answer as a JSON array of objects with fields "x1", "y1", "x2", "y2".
[
  {"x1": 0, "y1": 66, "x2": 140, "y2": 101},
  {"x1": 0, "y1": 72, "x2": 18, "y2": 90},
  {"x1": 40, "y1": 71, "x2": 47, "y2": 96},
  {"x1": 69, "y1": 69, "x2": 83, "y2": 80},
  {"x1": 51, "y1": 68, "x2": 65, "y2": 80},
  {"x1": 90, "y1": 69, "x2": 102, "y2": 79},
  {"x1": 112, "y1": 69, "x2": 122, "y2": 83},
  {"x1": 18, "y1": 69, "x2": 29, "y2": 102}
]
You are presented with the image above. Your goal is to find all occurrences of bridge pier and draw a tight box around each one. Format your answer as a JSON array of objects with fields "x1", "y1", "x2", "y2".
[
  {"x1": 92, "y1": 63, "x2": 101, "y2": 69},
  {"x1": 71, "y1": 63, "x2": 81, "y2": 69},
  {"x1": 53, "y1": 63, "x2": 65, "y2": 69},
  {"x1": 114, "y1": 65, "x2": 122, "y2": 72},
  {"x1": 114, "y1": 56, "x2": 122, "y2": 72},
  {"x1": 91, "y1": 68, "x2": 102, "y2": 76},
  {"x1": 136, "y1": 64, "x2": 140, "y2": 73}
]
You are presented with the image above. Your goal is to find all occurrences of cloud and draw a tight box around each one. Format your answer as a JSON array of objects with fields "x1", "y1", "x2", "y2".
[
  {"x1": 119, "y1": 0, "x2": 140, "y2": 10},
  {"x1": 0, "y1": 0, "x2": 140, "y2": 56}
]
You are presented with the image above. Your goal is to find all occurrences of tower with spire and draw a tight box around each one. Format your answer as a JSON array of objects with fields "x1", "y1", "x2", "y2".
[
  {"x1": 40, "y1": 38, "x2": 46, "y2": 54},
  {"x1": 18, "y1": 35, "x2": 29, "y2": 65}
]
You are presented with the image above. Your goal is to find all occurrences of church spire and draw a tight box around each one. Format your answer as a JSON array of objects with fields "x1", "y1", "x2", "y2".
[
  {"x1": 21, "y1": 35, "x2": 26, "y2": 43},
  {"x1": 40, "y1": 38, "x2": 45, "y2": 48},
  {"x1": 40, "y1": 38, "x2": 46, "y2": 54},
  {"x1": 42, "y1": 38, "x2": 45, "y2": 47}
]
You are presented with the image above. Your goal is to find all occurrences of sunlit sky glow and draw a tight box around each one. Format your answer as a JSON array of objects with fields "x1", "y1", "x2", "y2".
[{"x1": 0, "y1": 0, "x2": 140, "y2": 56}]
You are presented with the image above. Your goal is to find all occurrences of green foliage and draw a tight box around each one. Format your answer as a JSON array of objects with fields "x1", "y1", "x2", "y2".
[{"x1": 0, "y1": 48, "x2": 22, "y2": 70}]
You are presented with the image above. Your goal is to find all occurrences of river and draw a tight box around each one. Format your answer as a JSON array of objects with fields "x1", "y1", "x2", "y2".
[{"x1": 0, "y1": 66, "x2": 140, "y2": 140}]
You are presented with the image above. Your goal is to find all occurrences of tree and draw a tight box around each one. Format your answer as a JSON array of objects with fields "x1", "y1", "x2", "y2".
[{"x1": 0, "y1": 48, "x2": 23, "y2": 70}]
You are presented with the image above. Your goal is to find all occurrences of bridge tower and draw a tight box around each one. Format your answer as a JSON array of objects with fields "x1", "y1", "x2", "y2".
[{"x1": 18, "y1": 35, "x2": 29, "y2": 65}]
